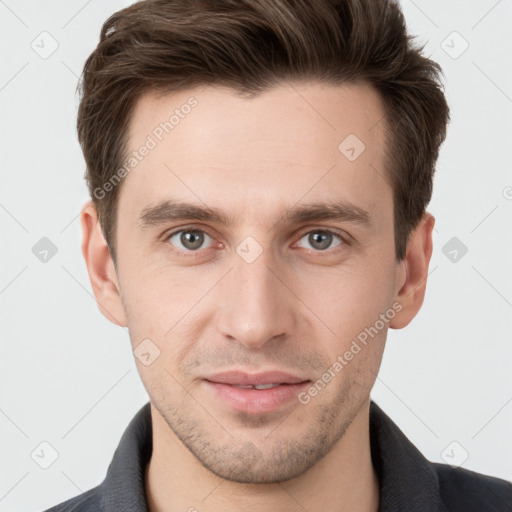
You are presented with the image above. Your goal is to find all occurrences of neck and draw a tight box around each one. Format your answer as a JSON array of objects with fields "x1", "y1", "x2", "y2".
[{"x1": 145, "y1": 400, "x2": 379, "y2": 512}]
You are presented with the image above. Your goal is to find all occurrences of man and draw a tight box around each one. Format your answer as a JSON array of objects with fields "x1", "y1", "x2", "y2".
[{"x1": 45, "y1": 0, "x2": 512, "y2": 511}]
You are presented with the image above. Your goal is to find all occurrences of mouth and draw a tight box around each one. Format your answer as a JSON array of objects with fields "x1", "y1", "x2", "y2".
[
  {"x1": 202, "y1": 370, "x2": 311, "y2": 414},
  {"x1": 228, "y1": 383, "x2": 287, "y2": 390}
]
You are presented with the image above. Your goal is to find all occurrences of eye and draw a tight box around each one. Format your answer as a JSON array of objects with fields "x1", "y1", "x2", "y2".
[
  {"x1": 295, "y1": 229, "x2": 345, "y2": 252},
  {"x1": 167, "y1": 228, "x2": 215, "y2": 252}
]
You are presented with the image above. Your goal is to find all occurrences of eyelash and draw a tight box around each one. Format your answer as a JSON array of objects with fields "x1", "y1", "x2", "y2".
[{"x1": 163, "y1": 226, "x2": 350, "y2": 257}]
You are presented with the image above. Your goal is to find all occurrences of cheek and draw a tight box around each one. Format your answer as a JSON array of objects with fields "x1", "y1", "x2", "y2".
[
  {"x1": 118, "y1": 255, "x2": 193, "y2": 323},
  {"x1": 117, "y1": 260, "x2": 216, "y2": 368},
  {"x1": 307, "y1": 261, "x2": 396, "y2": 324},
  {"x1": 302, "y1": 252, "x2": 397, "y2": 361}
]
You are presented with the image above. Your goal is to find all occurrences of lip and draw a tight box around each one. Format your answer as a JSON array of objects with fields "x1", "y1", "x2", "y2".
[
  {"x1": 202, "y1": 370, "x2": 310, "y2": 414},
  {"x1": 204, "y1": 370, "x2": 308, "y2": 386}
]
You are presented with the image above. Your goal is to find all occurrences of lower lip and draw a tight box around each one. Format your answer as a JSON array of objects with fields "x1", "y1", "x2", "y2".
[{"x1": 204, "y1": 380, "x2": 310, "y2": 414}]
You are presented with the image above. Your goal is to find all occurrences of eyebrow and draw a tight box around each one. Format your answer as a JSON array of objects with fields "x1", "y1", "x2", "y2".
[{"x1": 137, "y1": 198, "x2": 371, "y2": 230}]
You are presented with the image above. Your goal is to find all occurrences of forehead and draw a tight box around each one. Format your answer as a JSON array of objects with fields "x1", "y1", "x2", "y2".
[{"x1": 119, "y1": 81, "x2": 391, "y2": 227}]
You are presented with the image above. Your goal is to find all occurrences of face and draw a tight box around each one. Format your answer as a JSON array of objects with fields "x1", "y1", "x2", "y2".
[{"x1": 87, "y1": 81, "x2": 420, "y2": 483}]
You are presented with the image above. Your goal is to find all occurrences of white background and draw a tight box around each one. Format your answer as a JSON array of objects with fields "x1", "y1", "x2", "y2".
[{"x1": 1, "y1": 1, "x2": 511, "y2": 511}]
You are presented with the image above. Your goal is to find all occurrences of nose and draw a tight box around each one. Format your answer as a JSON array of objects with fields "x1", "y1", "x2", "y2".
[{"x1": 215, "y1": 244, "x2": 297, "y2": 350}]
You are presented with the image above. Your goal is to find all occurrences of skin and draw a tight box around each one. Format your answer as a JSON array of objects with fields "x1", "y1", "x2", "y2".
[{"x1": 81, "y1": 81, "x2": 434, "y2": 512}]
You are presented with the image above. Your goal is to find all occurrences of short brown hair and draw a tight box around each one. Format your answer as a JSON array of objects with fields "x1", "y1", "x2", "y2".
[{"x1": 77, "y1": 0, "x2": 450, "y2": 264}]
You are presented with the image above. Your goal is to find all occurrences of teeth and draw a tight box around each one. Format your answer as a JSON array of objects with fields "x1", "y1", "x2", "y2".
[
  {"x1": 232, "y1": 383, "x2": 281, "y2": 389},
  {"x1": 253, "y1": 383, "x2": 280, "y2": 390}
]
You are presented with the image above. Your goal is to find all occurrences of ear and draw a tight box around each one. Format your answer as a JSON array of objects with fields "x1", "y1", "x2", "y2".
[
  {"x1": 80, "y1": 201, "x2": 127, "y2": 327},
  {"x1": 389, "y1": 212, "x2": 435, "y2": 329}
]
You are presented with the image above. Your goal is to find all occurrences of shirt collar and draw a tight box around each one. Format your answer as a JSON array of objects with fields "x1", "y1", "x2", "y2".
[
  {"x1": 369, "y1": 401, "x2": 442, "y2": 511},
  {"x1": 100, "y1": 402, "x2": 152, "y2": 512},
  {"x1": 96, "y1": 400, "x2": 442, "y2": 512}
]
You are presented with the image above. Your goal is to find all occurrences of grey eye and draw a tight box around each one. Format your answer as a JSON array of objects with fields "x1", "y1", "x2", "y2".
[
  {"x1": 296, "y1": 230, "x2": 343, "y2": 251},
  {"x1": 168, "y1": 229, "x2": 213, "y2": 251}
]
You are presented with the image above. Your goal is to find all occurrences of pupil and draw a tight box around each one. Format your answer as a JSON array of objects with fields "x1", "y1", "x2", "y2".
[
  {"x1": 310, "y1": 232, "x2": 331, "y2": 250},
  {"x1": 182, "y1": 231, "x2": 203, "y2": 250}
]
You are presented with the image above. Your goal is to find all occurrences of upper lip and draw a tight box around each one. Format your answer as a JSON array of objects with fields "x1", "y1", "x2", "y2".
[{"x1": 204, "y1": 370, "x2": 310, "y2": 386}]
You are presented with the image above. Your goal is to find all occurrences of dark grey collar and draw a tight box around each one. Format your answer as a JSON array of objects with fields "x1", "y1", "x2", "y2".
[
  {"x1": 100, "y1": 402, "x2": 152, "y2": 512},
  {"x1": 369, "y1": 401, "x2": 442, "y2": 511}
]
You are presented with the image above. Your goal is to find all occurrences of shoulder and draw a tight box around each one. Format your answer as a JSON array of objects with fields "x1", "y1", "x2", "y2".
[
  {"x1": 40, "y1": 486, "x2": 102, "y2": 512},
  {"x1": 433, "y1": 462, "x2": 512, "y2": 511}
]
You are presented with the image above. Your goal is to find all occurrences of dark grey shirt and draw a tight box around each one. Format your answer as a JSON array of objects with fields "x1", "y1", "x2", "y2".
[{"x1": 43, "y1": 401, "x2": 512, "y2": 511}]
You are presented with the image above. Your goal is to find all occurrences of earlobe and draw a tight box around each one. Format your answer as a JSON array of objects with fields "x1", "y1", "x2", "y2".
[
  {"x1": 389, "y1": 212, "x2": 435, "y2": 330},
  {"x1": 80, "y1": 201, "x2": 127, "y2": 327}
]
